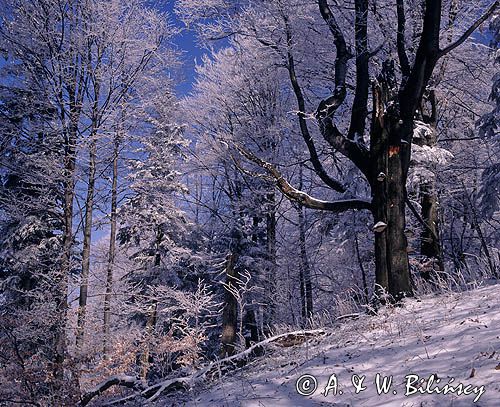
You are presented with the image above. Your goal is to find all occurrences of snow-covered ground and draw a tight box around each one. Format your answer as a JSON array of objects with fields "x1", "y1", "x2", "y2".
[{"x1": 167, "y1": 284, "x2": 500, "y2": 407}]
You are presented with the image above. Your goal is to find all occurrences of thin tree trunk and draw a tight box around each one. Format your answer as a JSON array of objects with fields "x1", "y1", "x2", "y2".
[
  {"x1": 76, "y1": 138, "x2": 97, "y2": 348},
  {"x1": 264, "y1": 191, "x2": 277, "y2": 328},
  {"x1": 354, "y1": 231, "x2": 369, "y2": 304},
  {"x1": 140, "y1": 231, "x2": 162, "y2": 379},
  {"x1": 298, "y1": 265, "x2": 306, "y2": 323},
  {"x1": 221, "y1": 251, "x2": 239, "y2": 357},
  {"x1": 419, "y1": 91, "x2": 444, "y2": 278},
  {"x1": 140, "y1": 303, "x2": 158, "y2": 380},
  {"x1": 103, "y1": 137, "x2": 119, "y2": 356},
  {"x1": 296, "y1": 166, "x2": 312, "y2": 322},
  {"x1": 55, "y1": 128, "x2": 76, "y2": 400},
  {"x1": 55, "y1": 103, "x2": 81, "y2": 403},
  {"x1": 297, "y1": 204, "x2": 313, "y2": 322},
  {"x1": 76, "y1": 67, "x2": 101, "y2": 348}
]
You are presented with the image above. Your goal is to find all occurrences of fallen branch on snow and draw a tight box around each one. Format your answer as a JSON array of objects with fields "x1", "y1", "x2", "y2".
[
  {"x1": 80, "y1": 329, "x2": 325, "y2": 406},
  {"x1": 78, "y1": 375, "x2": 145, "y2": 406}
]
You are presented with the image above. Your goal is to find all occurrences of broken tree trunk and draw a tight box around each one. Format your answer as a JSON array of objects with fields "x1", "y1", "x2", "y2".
[{"x1": 370, "y1": 72, "x2": 412, "y2": 302}]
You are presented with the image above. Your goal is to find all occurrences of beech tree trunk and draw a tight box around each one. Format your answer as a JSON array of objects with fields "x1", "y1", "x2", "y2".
[
  {"x1": 76, "y1": 139, "x2": 97, "y2": 348},
  {"x1": 55, "y1": 127, "x2": 76, "y2": 401},
  {"x1": 103, "y1": 136, "x2": 119, "y2": 356},
  {"x1": 371, "y1": 74, "x2": 412, "y2": 301},
  {"x1": 55, "y1": 85, "x2": 84, "y2": 403},
  {"x1": 371, "y1": 148, "x2": 411, "y2": 300}
]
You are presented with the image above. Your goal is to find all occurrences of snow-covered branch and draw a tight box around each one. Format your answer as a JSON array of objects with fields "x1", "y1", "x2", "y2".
[{"x1": 233, "y1": 143, "x2": 372, "y2": 212}]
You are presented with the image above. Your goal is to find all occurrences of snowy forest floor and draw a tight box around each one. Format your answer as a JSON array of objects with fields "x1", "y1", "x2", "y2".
[{"x1": 154, "y1": 283, "x2": 500, "y2": 407}]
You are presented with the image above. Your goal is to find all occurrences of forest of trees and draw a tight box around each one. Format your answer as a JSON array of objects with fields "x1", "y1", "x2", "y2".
[{"x1": 0, "y1": 0, "x2": 499, "y2": 405}]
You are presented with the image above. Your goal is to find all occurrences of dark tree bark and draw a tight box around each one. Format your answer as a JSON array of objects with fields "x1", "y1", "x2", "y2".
[
  {"x1": 221, "y1": 251, "x2": 239, "y2": 357},
  {"x1": 242, "y1": 309, "x2": 259, "y2": 347},
  {"x1": 297, "y1": 204, "x2": 313, "y2": 322},
  {"x1": 369, "y1": 65, "x2": 411, "y2": 300}
]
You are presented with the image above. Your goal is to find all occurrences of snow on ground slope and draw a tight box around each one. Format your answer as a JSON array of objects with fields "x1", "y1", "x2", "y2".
[{"x1": 168, "y1": 284, "x2": 500, "y2": 406}]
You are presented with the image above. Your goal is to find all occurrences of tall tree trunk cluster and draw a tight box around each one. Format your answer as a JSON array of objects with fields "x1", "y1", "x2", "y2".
[{"x1": 220, "y1": 177, "x2": 277, "y2": 355}]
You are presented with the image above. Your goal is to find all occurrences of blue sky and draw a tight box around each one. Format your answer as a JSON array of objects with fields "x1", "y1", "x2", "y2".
[{"x1": 163, "y1": 1, "x2": 206, "y2": 96}]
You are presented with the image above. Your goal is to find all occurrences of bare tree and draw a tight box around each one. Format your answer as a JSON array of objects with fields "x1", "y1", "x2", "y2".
[{"x1": 206, "y1": 0, "x2": 499, "y2": 301}]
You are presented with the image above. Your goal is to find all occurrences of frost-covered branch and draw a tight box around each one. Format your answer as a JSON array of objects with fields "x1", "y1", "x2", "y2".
[
  {"x1": 233, "y1": 144, "x2": 372, "y2": 212},
  {"x1": 283, "y1": 15, "x2": 346, "y2": 193},
  {"x1": 79, "y1": 375, "x2": 145, "y2": 406},
  {"x1": 439, "y1": 1, "x2": 499, "y2": 58}
]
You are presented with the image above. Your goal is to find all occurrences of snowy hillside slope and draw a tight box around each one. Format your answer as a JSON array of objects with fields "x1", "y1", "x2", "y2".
[{"x1": 164, "y1": 284, "x2": 500, "y2": 407}]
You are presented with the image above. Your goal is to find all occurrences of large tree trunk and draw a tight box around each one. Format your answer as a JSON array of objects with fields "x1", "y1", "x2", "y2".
[
  {"x1": 371, "y1": 77, "x2": 412, "y2": 302},
  {"x1": 103, "y1": 137, "x2": 119, "y2": 356},
  {"x1": 55, "y1": 133, "x2": 76, "y2": 402},
  {"x1": 55, "y1": 103, "x2": 82, "y2": 403},
  {"x1": 386, "y1": 135, "x2": 412, "y2": 298},
  {"x1": 371, "y1": 150, "x2": 411, "y2": 300},
  {"x1": 221, "y1": 251, "x2": 239, "y2": 357},
  {"x1": 370, "y1": 119, "x2": 389, "y2": 298},
  {"x1": 76, "y1": 139, "x2": 97, "y2": 348}
]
